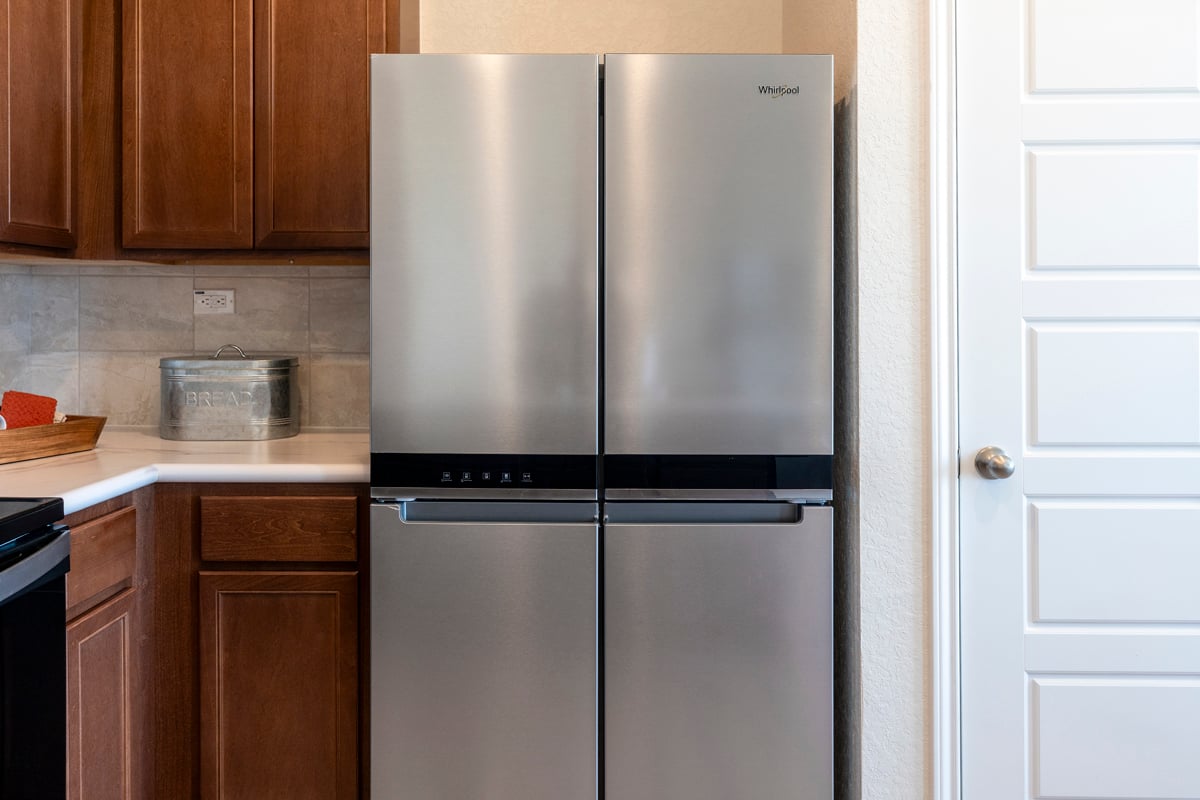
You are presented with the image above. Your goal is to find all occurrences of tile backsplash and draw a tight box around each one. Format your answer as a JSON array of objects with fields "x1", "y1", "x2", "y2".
[{"x1": 0, "y1": 262, "x2": 369, "y2": 429}]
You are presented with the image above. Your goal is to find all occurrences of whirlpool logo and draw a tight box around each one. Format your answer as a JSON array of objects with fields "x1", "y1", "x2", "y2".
[{"x1": 758, "y1": 84, "x2": 801, "y2": 98}]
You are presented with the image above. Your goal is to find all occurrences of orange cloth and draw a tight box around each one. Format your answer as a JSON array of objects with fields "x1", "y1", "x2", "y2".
[{"x1": 0, "y1": 391, "x2": 58, "y2": 428}]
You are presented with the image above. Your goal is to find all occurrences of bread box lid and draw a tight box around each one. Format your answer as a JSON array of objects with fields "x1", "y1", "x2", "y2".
[{"x1": 160, "y1": 344, "x2": 298, "y2": 372}]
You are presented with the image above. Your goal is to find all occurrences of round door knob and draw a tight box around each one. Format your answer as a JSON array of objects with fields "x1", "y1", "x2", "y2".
[{"x1": 974, "y1": 446, "x2": 1015, "y2": 480}]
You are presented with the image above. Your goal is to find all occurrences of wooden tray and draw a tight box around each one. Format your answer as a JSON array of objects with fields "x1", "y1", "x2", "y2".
[{"x1": 0, "y1": 415, "x2": 107, "y2": 465}]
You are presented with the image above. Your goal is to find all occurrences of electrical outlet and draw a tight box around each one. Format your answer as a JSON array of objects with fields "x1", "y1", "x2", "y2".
[{"x1": 194, "y1": 289, "x2": 235, "y2": 315}]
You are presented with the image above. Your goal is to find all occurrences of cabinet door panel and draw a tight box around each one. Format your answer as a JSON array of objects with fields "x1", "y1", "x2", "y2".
[
  {"x1": 122, "y1": 0, "x2": 252, "y2": 247},
  {"x1": 67, "y1": 590, "x2": 136, "y2": 800},
  {"x1": 199, "y1": 571, "x2": 358, "y2": 800},
  {"x1": 254, "y1": 0, "x2": 384, "y2": 248},
  {"x1": 1, "y1": 0, "x2": 77, "y2": 247}
]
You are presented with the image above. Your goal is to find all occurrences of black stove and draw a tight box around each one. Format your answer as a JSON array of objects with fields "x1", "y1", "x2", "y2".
[{"x1": 0, "y1": 496, "x2": 68, "y2": 800}]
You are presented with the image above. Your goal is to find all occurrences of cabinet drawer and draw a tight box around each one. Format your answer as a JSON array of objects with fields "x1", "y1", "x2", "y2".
[
  {"x1": 200, "y1": 497, "x2": 358, "y2": 562},
  {"x1": 66, "y1": 506, "x2": 136, "y2": 616}
]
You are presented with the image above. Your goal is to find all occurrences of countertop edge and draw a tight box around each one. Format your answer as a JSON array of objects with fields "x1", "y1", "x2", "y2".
[
  {"x1": 1, "y1": 431, "x2": 371, "y2": 516},
  {"x1": 59, "y1": 462, "x2": 371, "y2": 516}
]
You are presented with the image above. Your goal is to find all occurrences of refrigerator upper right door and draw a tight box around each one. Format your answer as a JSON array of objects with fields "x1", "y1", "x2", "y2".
[{"x1": 604, "y1": 54, "x2": 833, "y2": 456}]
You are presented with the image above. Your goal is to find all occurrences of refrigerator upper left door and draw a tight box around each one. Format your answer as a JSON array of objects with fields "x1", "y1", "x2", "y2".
[{"x1": 370, "y1": 55, "x2": 600, "y2": 456}]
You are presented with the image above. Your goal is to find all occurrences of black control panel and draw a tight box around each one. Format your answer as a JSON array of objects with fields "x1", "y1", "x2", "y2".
[
  {"x1": 371, "y1": 453, "x2": 598, "y2": 491},
  {"x1": 603, "y1": 454, "x2": 833, "y2": 491}
]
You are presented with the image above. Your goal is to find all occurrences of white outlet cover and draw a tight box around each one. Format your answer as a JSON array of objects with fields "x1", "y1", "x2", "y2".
[{"x1": 194, "y1": 289, "x2": 235, "y2": 314}]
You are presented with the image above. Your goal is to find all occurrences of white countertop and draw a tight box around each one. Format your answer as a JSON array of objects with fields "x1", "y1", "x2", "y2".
[{"x1": 0, "y1": 429, "x2": 370, "y2": 514}]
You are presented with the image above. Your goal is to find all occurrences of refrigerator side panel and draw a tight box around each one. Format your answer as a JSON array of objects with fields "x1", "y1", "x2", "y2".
[
  {"x1": 605, "y1": 54, "x2": 834, "y2": 455},
  {"x1": 604, "y1": 504, "x2": 833, "y2": 800},
  {"x1": 370, "y1": 503, "x2": 598, "y2": 799},
  {"x1": 370, "y1": 55, "x2": 599, "y2": 455}
]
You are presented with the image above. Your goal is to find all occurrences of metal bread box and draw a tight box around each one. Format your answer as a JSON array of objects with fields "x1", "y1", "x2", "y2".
[{"x1": 160, "y1": 345, "x2": 299, "y2": 440}]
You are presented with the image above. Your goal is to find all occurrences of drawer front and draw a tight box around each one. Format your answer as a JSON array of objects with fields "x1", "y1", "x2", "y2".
[
  {"x1": 66, "y1": 506, "x2": 137, "y2": 615},
  {"x1": 200, "y1": 497, "x2": 358, "y2": 562}
]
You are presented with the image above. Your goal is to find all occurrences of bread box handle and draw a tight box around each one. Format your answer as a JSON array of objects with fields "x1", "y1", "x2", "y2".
[{"x1": 211, "y1": 344, "x2": 249, "y2": 359}]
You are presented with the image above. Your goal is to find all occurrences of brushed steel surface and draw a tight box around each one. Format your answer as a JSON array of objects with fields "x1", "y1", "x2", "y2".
[
  {"x1": 604, "y1": 503, "x2": 833, "y2": 799},
  {"x1": 370, "y1": 55, "x2": 599, "y2": 455},
  {"x1": 369, "y1": 503, "x2": 598, "y2": 799},
  {"x1": 974, "y1": 445, "x2": 1015, "y2": 479},
  {"x1": 159, "y1": 351, "x2": 299, "y2": 441},
  {"x1": 604, "y1": 54, "x2": 834, "y2": 455},
  {"x1": 0, "y1": 527, "x2": 68, "y2": 606}
]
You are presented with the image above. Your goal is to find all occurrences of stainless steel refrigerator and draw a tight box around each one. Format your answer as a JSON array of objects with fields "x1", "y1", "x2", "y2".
[{"x1": 370, "y1": 53, "x2": 832, "y2": 800}]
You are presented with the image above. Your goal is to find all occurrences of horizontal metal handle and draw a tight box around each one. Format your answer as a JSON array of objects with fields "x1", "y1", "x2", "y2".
[
  {"x1": 0, "y1": 527, "x2": 69, "y2": 606},
  {"x1": 604, "y1": 488, "x2": 832, "y2": 503},
  {"x1": 374, "y1": 501, "x2": 599, "y2": 526},
  {"x1": 603, "y1": 502, "x2": 804, "y2": 526}
]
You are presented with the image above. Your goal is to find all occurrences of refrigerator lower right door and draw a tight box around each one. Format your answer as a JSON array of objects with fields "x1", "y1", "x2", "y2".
[{"x1": 604, "y1": 502, "x2": 832, "y2": 800}]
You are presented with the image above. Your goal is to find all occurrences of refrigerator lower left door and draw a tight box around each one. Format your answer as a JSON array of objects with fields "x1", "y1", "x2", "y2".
[{"x1": 370, "y1": 501, "x2": 598, "y2": 800}]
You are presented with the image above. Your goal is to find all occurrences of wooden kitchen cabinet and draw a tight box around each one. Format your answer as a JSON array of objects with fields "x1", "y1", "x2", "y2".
[
  {"x1": 123, "y1": 0, "x2": 384, "y2": 250},
  {"x1": 67, "y1": 590, "x2": 137, "y2": 800},
  {"x1": 152, "y1": 483, "x2": 368, "y2": 800},
  {"x1": 63, "y1": 494, "x2": 152, "y2": 800},
  {"x1": 199, "y1": 571, "x2": 359, "y2": 800},
  {"x1": 0, "y1": 0, "x2": 79, "y2": 248}
]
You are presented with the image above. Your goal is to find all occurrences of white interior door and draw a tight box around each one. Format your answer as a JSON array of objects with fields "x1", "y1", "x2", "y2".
[{"x1": 958, "y1": 1, "x2": 1200, "y2": 798}]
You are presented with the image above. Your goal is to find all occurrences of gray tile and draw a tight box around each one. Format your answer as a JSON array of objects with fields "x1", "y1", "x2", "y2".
[
  {"x1": 194, "y1": 264, "x2": 309, "y2": 279},
  {"x1": 33, "y1": 262, "x2": 80, "y2": 276},
  {"x1": 0, "y1": 352, "x2": 29, "y2": 392},
  {"x1": 79, "y1": 351, "x2": 164, "y2": 425},
  {"x1": 31, "y1": 276, "x2": 79, "y2": 352},
  {"x1": 76, "y1": 263, "x2": 195, "y2": 277},
  {"x1": 306, "y1": 354, "x2": 369, "y2": 429},
  {"x1": 310, "y1": 265, "x2": 369, "y2": 279},
  {"x1": 24, "y1": 352, "x2": 79, "y2": 414},
  {"x1": 310, "y1": 278, "x2": 369, "y2": 353},
  {"x1": 79, "y1": 276, "x2": 194, "y2": 351},
  {"x1": 296, "y1": 358, "x2": 311, "y2": 428},
  {"x1": 194, "y1": 277, "x2": 309, "y2": 353},
  {"x1": 0, "y1": 274, "x2": 31, "y2": 353}
]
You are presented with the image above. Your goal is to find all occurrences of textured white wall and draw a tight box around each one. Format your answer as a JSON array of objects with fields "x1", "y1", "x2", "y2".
[
  {"x1": 856, "y1": 0, "x2": 931, "y2": 797},
  {"x1": 421, "y1": 0, "x2": 783, "y2": 53}
]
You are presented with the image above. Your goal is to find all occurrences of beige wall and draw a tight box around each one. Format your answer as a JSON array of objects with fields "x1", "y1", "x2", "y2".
[
  {"x1": 783, "y1": 0, "x2": 856, "y2": 101},
  {"x1": 422, "y1": 0, "x2": 784, "y2": 53}
]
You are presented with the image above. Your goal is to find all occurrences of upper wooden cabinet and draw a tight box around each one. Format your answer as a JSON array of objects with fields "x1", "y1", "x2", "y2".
[
  {"x1": 121, "y1": 0, "x2": 253, "y2": 248},
  {"x1": 0, "y1": 0, "x2": 78, "y2": 248},
  {"x1": 123, "y1": 0, "x2": 384, "y2": 250}
]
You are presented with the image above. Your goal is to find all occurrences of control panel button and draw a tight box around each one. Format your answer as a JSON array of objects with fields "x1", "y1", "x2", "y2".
[
  {"x1": 481, "y1": 471, "x2": 492, "y2": 481},
  {"x1": 441, "y1": 471, "x2": 453, "y2": 483},
  {"x1": 521, "y1": 472, "x2": 533, "y2": 483},
  {"x1": 461, "y1": 471, "x2": 472, "y2": 482},
  {"x1": 500, "y1": 471, "x2": 513, "y2": 483}
]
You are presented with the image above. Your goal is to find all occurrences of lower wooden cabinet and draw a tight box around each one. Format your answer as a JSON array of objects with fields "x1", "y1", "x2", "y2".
[
  {"x1": 67, "y1": 589, "x2": 136, "y2": 800},
  {"x1": 151, "y1": 483, "x2": 367, "y2": 799},
  {"x1": 63, "y1": 492, "x2": 149, "y2": 800},
  {"x1": 198, "y1": 571, "x2": 359, "y2": 800}
]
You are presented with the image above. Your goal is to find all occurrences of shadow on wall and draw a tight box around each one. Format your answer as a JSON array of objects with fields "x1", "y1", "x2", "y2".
[{"x1": 833, "y1": 86, "x2": 861, "y2": 800}]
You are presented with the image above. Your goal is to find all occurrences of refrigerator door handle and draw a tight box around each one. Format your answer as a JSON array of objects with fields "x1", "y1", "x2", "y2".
[
  {"x1": 373, "y1": 500, "x2": 599, "y2": 526},
  {"x1": 604, "y1": 488, "x2": 832, "y2": 504},
  {"x1": 602, "y1": 501, "x2": 810, "y2": 526}
]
